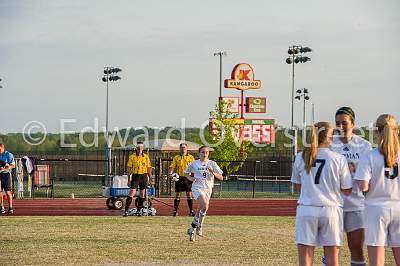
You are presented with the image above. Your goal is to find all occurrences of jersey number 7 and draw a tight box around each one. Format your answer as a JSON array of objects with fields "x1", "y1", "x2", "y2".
[{"x1": 313, "y1": 159, "x2": 326, "y2": 184}]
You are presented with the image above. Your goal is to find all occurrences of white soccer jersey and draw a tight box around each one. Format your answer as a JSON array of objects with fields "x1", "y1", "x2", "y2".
[
  {"x1": 184, "y1": 159, "x2": 223, "y2": 192},
  {"x1": 331, "y1": 135, "x2": 372, "y2": 211},
  {"x1": 354, "y1": 149, "x2": 400, "y2": 207},
  {"x1": 291, "y1": 148, "x2": 352, "y2": 207}
]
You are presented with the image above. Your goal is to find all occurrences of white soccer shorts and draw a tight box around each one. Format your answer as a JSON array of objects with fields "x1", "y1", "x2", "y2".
[
  {"x1": 295, "y1": 205, "x2": 343, "y2": 246},
  {"x1": 192, "y1": 188, "x2": 212, "y2": 201},
  {"x1": 364, "y1": 205, "x2": 400, "y2": 247}
]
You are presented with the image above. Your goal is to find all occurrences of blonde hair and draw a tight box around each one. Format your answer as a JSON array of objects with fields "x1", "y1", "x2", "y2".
[
  {"x1": 376, "y1": 114, "x2": 399, "y2": 168},
  {"x1": 302, "y1": 122, "x2": 333, "y2": 173}
]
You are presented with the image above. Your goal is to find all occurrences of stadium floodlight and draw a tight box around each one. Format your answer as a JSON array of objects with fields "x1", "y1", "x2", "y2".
[
  {"x1": 285, "y1": 45, "x2": 312, "y2": 167},
  {"x1": 213, "y1": 50, "x2": 227, "y2": 99},
  {"x1": 295, "y1": 88, "x2": 311, "y2": 129},
  {"x1": 101, "y1": 66, "x2": 122, "y2": 183}
]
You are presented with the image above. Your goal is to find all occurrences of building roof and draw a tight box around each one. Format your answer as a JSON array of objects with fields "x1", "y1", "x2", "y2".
[{"x1": 124, "y1": 138, "x2": 203, "y2": 151}]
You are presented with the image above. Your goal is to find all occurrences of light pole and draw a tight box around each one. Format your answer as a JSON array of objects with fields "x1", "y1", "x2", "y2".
[
  {"x1": 102, "y1": 67, "x2": 121, "y2": 182},
  {"x1": 0, "y1": 78, "x2": 2, "y2": 88},
  {"x1": 213, "y1": 51, "x2": 227, "y2": 99},
  {"x1": 311, "y1": 102, "x2": 315, "y2": 124},
  {"x1": 285, "y1": 45, "x2": 312, "y2": 161},
  {"x1": 295, "y1": 88, "x2": 310, "y2": 129}
]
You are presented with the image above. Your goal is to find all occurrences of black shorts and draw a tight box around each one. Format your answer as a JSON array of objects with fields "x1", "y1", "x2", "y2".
[
  {"x1": 130, "y1": 174, "x2": 148, "y2": 190},
  {"x1": 0, "y1": 172, "x2": 12, "y2": 191},
  {"x1": 175, "y1": 177, "x2": 193, "y2": 193}
]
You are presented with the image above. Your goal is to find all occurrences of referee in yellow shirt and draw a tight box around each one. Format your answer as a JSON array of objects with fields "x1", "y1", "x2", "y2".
[
  {"x1": 123, "y1": 141, "x2": 152, "y2": 216},
  {"x1": 168, "y1": 143, "x2": 195, "y2": 216}
]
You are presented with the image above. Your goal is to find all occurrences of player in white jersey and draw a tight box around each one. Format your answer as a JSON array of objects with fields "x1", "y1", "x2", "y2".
[
  {"x1": 355, "y1": 114, "x2": 400, "y2": 266},
  {"x1": 184, "y1": 145, "x2": 223, "y2": 241},
  {"x1": 291, "y1": 122, "x2": 352, "y2": 266},
  {"x1": 330, "y1": 106, "x2": 372, "y2": 266}
]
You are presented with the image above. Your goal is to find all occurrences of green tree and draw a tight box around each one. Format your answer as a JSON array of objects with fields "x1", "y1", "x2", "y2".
[{"x1": 207, "y1": 101, "x2": 253, "y2": 176}]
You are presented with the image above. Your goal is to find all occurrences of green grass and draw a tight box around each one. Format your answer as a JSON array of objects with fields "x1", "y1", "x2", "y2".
[{"x1": 0, "y1": 216, "x2": 396, "y2": 265}]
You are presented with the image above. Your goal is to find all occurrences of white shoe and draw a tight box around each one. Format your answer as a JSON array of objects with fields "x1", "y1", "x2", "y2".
[
  {"x1": 196, "y1": 226, "x2": 203, "y2": 237},
  {"x1": 187, "y1": 227, "x2": 195, "y2": 242}
]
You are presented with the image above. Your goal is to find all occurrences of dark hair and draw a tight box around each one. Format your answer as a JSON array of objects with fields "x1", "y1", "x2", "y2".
[
  {"x1": 180, "y1": 143, "x2": 188, "y2": 147},
  {"x1": 335, "y1": 106, "x2": 355, "y2": 124},
  {"x1": 198, "y1": 145, "x2": 209, "y2": 152}
]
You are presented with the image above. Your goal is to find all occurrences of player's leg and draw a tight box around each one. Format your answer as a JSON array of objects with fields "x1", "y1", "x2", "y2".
[
  {"x1": 123, "y1": 175, "x2": 138, "y2": 216},
  {"x1": 194, "y1": 192, "x2": 209, "y2": 236},
  {"x1": 3, "y1": 173, "x2": 13, "y2": 214},
  {"x1": 0, "y1": 175, "x2": 4, "y2": 213},
  {"x1": 297, "y1": 244, "x2": 315, "y2": 266},
  {"x1": 347, "y1": 229, "x2": 365, "y2": 265},
  {"x1": 392, "y1": 247, "x2": 400, "y2": 266},
  {"x1": 187, "y1": 189, "x2": 201, "y2": 241},
  {"x1": 343, "y1": 211, "x2": 366, "y2": 265},
  {"x1": 173, "y1": 192, "x2": 181, "y2": 216},
  {"x1": 186, "y1": 191, "x2": 194, "y2": 216},
  {"x1": 136, "y1": 174, "x2": 148, "y2": 215},
  {"x1": 367, "y1": 246, "x2": 385, "y2": 266},
  {"x1": 323, "y1": 246, "x2": 340, "y2": 266},
  {"x1": 173, "y1": 181, "x2": 181, "y2": 216},
  {"x1": 6, "y1": 191, "x2": 13, "y2": 214}
]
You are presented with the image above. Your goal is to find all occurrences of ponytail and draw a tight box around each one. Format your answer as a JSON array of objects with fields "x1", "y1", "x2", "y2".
[
  {"x1": 303, "y1": 125, "x2": 318, "y2": 173},
  {"x1": 376, "y1": 114, "x2": 399, "y2": 168},
  {"x1": 302, "y1": 122, "x2": 333, "y2": 173}
]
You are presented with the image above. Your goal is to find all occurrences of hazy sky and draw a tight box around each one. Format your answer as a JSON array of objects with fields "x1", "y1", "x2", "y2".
[{"x1": 0, "y1": 0, "x2": 399, "y2": 134}]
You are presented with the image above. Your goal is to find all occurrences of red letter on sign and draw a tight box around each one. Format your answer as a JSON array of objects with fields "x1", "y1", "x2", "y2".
[{"x1": 238, "y1": 70, "x2": 250, "y2": 80}]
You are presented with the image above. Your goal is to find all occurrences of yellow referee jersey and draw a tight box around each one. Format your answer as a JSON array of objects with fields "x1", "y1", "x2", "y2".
[
  {"x1": 127, "y1": 153, "x2": 151, "y2": 174},
  {"x1": 171, "y1": 154, "x2": 194, "y2": 176}
]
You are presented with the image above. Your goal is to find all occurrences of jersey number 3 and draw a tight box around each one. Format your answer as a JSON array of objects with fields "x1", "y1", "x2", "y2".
[{"x1": 313, "y1": 159, "x2": 326, "y2": 184}]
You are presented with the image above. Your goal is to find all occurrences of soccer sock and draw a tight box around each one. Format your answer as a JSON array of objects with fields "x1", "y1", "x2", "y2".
[
  {"x1": 351, "y1": 261, "x2": 366, "y2": 266},
  {"x1": 187, "y1": 198, "x2": 193, "y2": 212},
  {"x1": 125, "y1": 196, "x2": 133, "y2": 212},
  {"x1": 174, "y1": 198, "x2": 180, "y2": 212},
  {"x1": 198, "y1": 210, "x2": 206, "y2": 228},
  {"x1": 137, "y1": 197, "x2": 144, "y2": 209},
  {"x1": 191, "y1": 215, "x2": 199, "y2": 228}
]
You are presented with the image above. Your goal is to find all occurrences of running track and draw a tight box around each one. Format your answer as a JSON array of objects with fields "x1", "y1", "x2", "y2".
[{"x1": 6, "y1": 198, "x2": 297, "y2": 216}]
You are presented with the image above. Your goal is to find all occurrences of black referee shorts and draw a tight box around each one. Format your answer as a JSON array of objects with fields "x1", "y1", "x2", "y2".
[
  {"x1": 0, "y1": 172, "x2": 12, "y2": 191},
  {"x1": 130, "y1": 174, "x2": 148, "y2": 190},
  {"x1": 175, "y1": 177, "x2": 193, "y2": 193}
]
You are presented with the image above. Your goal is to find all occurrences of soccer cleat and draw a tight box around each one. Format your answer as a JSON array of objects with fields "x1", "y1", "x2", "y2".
[
  {"x1": 172, "y1": 211, "x2": 178, "y2": 217},
  {"x1": 196, "y1": 226, "x2": 203, "y2": 237},
  {"x1": 187, "y1": 227, "x2": 195, "y2": 242},
  {"x1": 0, "y1": 208, "x2": 5, "y2": 214},
  {"x1": 189, "y1": 210, "x2": 195, "y2": 217},
  {"x1": 122, "y1": 211, "x2": 129, "y2": 217},
  {"x1": 7, "y1": 208, "x2": 13, "y2": 214}
]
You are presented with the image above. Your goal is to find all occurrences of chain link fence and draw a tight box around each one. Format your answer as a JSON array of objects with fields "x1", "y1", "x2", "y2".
[{"x1": 11, "y1": 149, "x2": 295, "y2": 199}]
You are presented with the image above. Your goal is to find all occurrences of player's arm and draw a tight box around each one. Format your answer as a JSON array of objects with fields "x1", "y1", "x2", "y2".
[
  {"x1": 185, "y1": 173, "x2": 195, "y2": 182},
  {"x1": 341, "y1": 188, "x2": 352, "y2": 196},
  {"x1": 184, "y1": 162, "x2": 195, "y2": 181},
  {"x1": 357, "y1": 180, "x2": 369, "y2": 193},
  {"x1": 290, "y1": 153, "x2": 302, "y2": 193},
  {"x1": 354, "y1": 152, "x2": 372, "y2": 193},
  {"x1": 208, "y1": 167, "x2": 223, "y2": 180}
]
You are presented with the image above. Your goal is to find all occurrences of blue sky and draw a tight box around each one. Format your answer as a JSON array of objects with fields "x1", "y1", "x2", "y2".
[{"x1": 0, "y1": 0, "x2": 399, "y2": 133}]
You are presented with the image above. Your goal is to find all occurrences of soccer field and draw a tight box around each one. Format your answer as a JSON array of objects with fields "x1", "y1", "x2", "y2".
[{"x1": 0, "y1": 216, "x2": 396, "y2": 265}]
